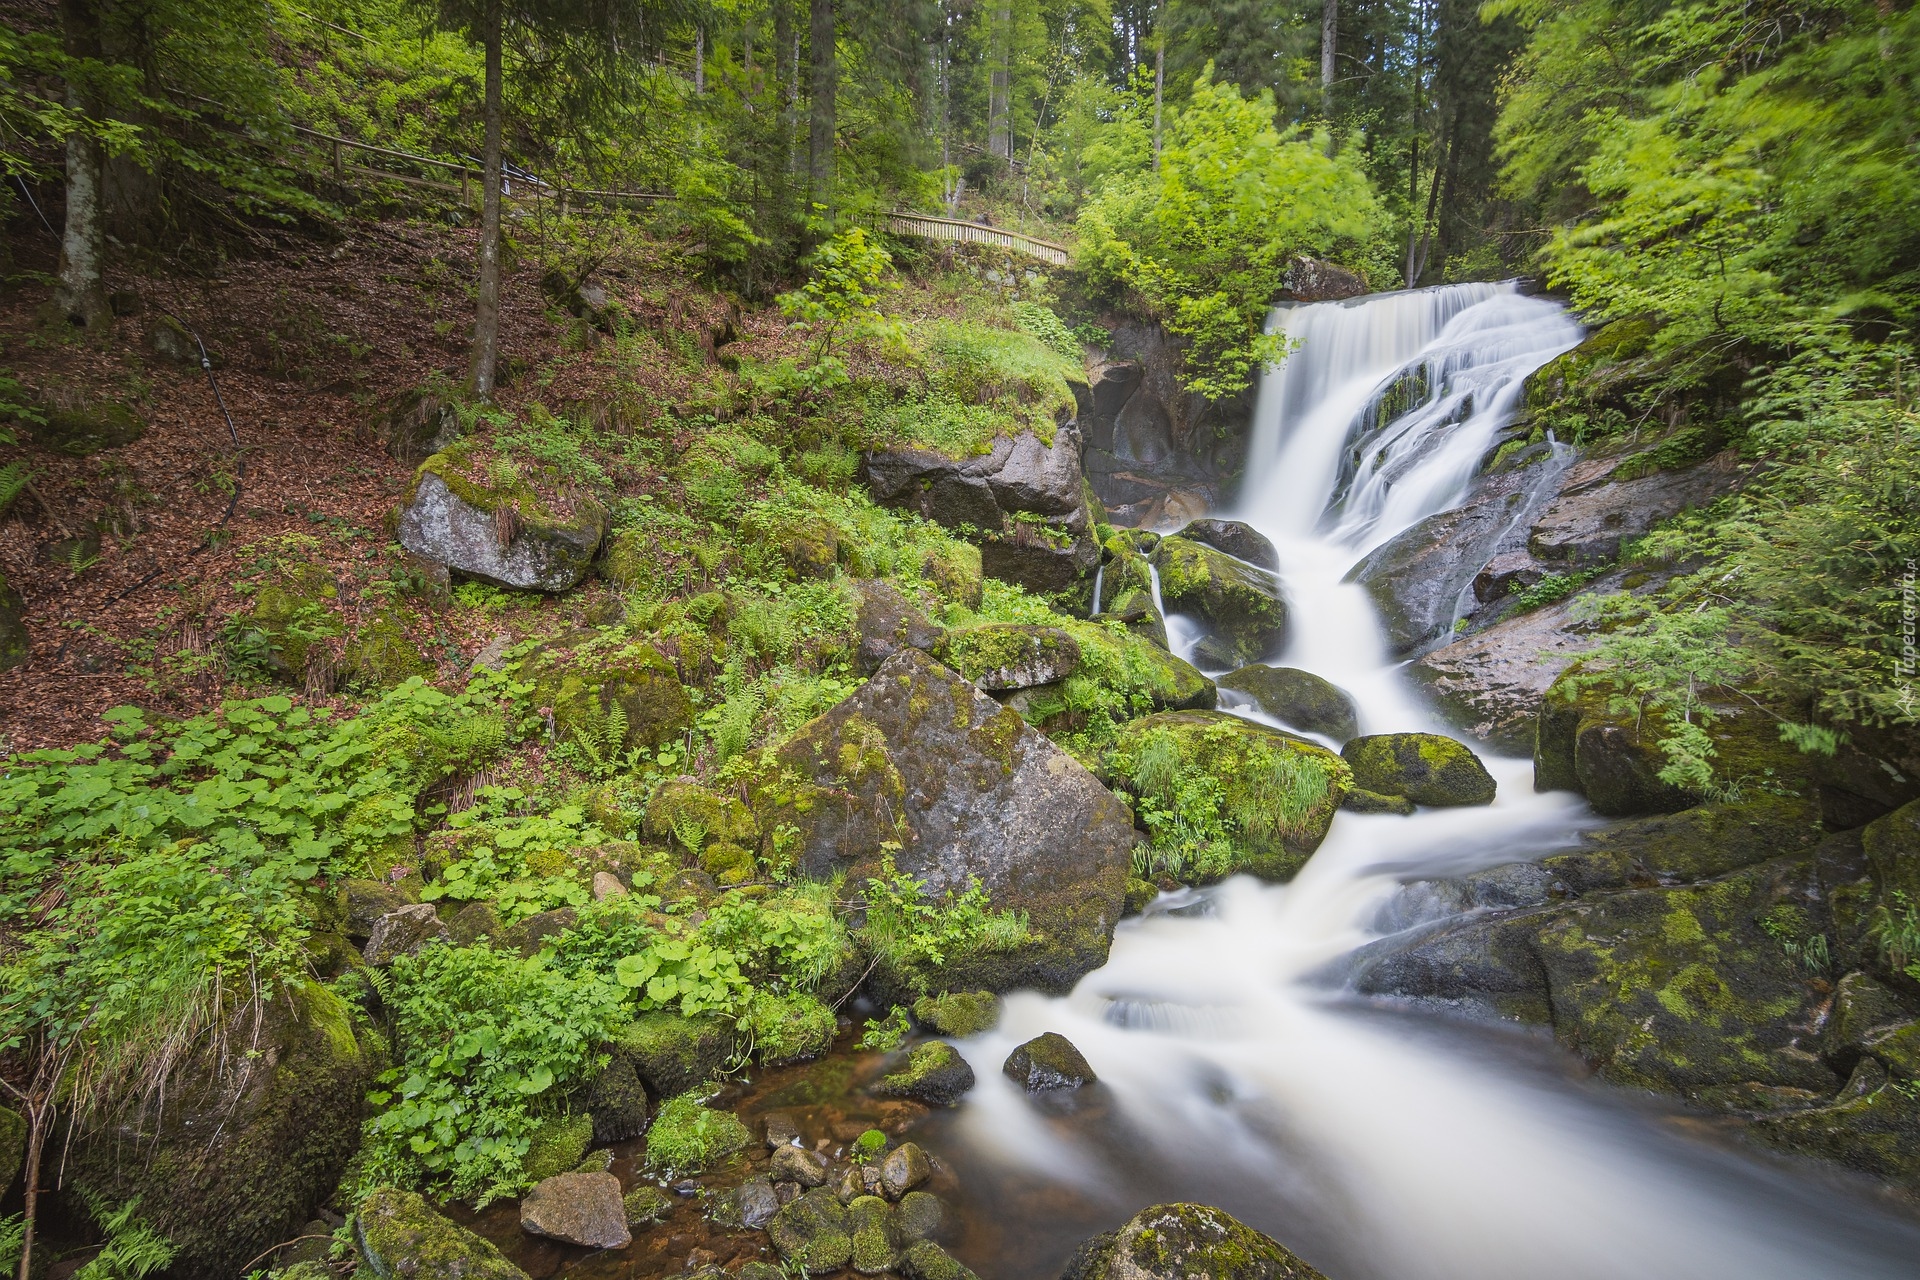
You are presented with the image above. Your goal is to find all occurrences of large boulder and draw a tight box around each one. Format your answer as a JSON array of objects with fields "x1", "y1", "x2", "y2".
[
  {"x1": 1170, "y1": 519, "x2": 1279, "y2": 570},
  {"x1": 1532, "y1": 673, "x2": 1698, "y2": 815},
  {"x1": 519, "y1": 1170, "x2": 632, "y2": 1248},
  {"x1": 773, "y1": 648, "x2": 1135, "y2": 993},
  {"x1": 1003, "y1": 1033, "x2": 1095, "y2": 1092},
  {"x1": 1527, "y1": 450, "x2": 1748, "y2": 567},
  {"x1": 25, "y1": 396, "x2": 148, "y2": 455},
  {"x1": 1863, "y1": 799, "x2": 1920, "y2": 907},
  {"x1": 68, "y1": 983, "x2": 375, "y2": 1279},
  {"x1": 618, "y1": 1012, "x2": 737, "y2": 1097},
  {"x1": 1109, "y1": 712, "x2": 1351, "y2": 880},
  {"x1": 1217, "y1": 665, "x2": 1358, "y2": 741},
  {"x1": 398, "y1": 464, "x2": 605, "y2": 592},
  {"x1": 1407, "y1": 592, "x2": 1596, "y2": 753},
  {"x1": 357, "y1": 1187, "x2": 528, "y2": 1280},
  {"x1": 1061, "y1": 1203, "x2": 1327, "y2": 1280},
  {"x1": 1341, "y1": 733, "x2": 1496, "y2": 807},
  {"x1": 1149, "y1": 536, "x2": 1287, "y2": 668}
]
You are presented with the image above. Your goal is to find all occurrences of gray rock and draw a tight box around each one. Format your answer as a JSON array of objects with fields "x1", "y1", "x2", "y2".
[
  {"x1": 710, "y1": 1177, "x2": 782, "y2": 1230},
  {"x1": 764, "y1": 1113, "x2": 802, "y2": 1148},
  {"x1": 1528, "y1": 450, "x2": 1747, "y2": 566},
  {"x1": 1406, "y1": 592, "x2": 1596, "y2": 753},
  {"x1": 777, "y1": 648, "x2": 1134, "y2": 993},
  {"x1": 1217, "y1": 665, "x2": 1357, "y2": 740},
  {"x1": 1060, "y1": 1203, "x2": 1326, "y2": 1280},
  {"x1": 583, "y1": 1052, "x2": 648, "y2": 1145},
  {"x1": 519, "y1": 1170, "x2": 632, "y2": 1248},
  {"x1": 398, "y1": 471, "x2": 605, "y2": 592},
  {"x1": 1003, "y1": 1033, "x2": 1095, "y2": 1091},
  {"x1": 770, "y1": 1144, "x2": 830, "y2": 1187},
  {"x1": 1171, "y1": 518, "x2": 1279, "y2": 570},
  {"x1": 880, "y1": 1142, "x2": 933, "y2": 1199},
  {"x1": 591, "y1": 870, "x2": 627, "y2": 900},
  {"x1": 852, "y1": 579, "x2": 944, "y2": 675},
  {"x1": 363, "y1": 903, "x2": 449, "y2": 966},
  {"x1": 1282, "y1": 256, "x2": 1367, "y2": 303},
  {"x1": 873, "y1": 1041, "x2": 977, "y2": 1107},
  {"x1": 1346, "y1": 490, "x2": 1532, "y2": 659},
  {"x1": 1473, "y1": 550, "x2": 1548, "y2": 604}
]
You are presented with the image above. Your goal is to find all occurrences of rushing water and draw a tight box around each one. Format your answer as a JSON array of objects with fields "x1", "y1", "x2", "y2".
[{"x1": 927, "y1": 284, "x2": 1920, "y2": 1278}]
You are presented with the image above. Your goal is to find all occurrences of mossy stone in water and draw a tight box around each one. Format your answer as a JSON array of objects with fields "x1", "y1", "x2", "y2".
[
  {"x1": 619, "y1": 1012, "x2": 737, "y2": 1096},
  {"x1": 1124, "y1": 876, "x2": 1159, "y2": 914},
  {"x1": 1217, "y1": 665, "x2": 1358, "y2": 741},
  {"x1": 847, "y1": 1195, "x2": 899, "y2": 1274},
  {"x1": 1060, "y1": 1202, "x2": 1325, "y2": 1280},
  {"x1": 891, "y1": 1190, "x2": 945, "y2": 1242},
  {"x1": 900, "y1": 1239, "x2": 981, "y2": 1280},
  {"x1": 1149, "y1": 536, "x2": 1287, "y2": 668},
  {"x1": 1341, "y1": 787, "x2": 1415, "y2": 816},
  {"x1": 768, "y1": 1187, "x2": 854, "y2": 1273},
  {"x1": 355, "y1": 1187, "x2": 529, "y2": 1280},
  {"x1": 644, "y1": 1092, "x2": 752, "y2": 1176},
  {"x1": 1003, "y1": 1032, "x2": 1095, "y2": 1091},
  {"x1": 623, "y1": 1184, "x2": 672, "y2": 1226},
  {"x1": 912, "y1": 990, "x2": 1003, "y2": 1036},
  {"x1": 873, "y1": 1040, "x2": 977, "y2": 1106},
  {"x1": 1341, "y1": 733, "x2": 1496, "y2": 807}
]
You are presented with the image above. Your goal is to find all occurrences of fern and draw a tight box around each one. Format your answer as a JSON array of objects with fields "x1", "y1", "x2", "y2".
[
  {"x1": 74, "y1": 1200, "x2": 176, "y2": 1280},
  {"x1": 0, "y1": 461, "x2": 28, "y2": 519}
]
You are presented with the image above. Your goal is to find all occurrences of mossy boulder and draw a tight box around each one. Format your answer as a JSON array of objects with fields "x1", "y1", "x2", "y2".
[
  {"x1": 1540, "y1": 795, "x2": 1824, "y2": 893},
  {"x1": 851, "y1": 578, "x2": 945, "y2": 675},
  {"x1": 1533, "y1": 672, "x2": 1695, "y2": 815},
  {"x1": 521, "y1": 1111, "x2": 593, "y2": 1182},
  {"x1": 1172, "y1": 519, "x2": 1280, "y2": 570},
  {"x1": 912, "y1": 990, "x2": 1003, "y2": 1036},
  {"x1": 238, "y1": 561, "x2": 341, "y2": 678},
  {"x1": 1863, "y1": 799, "x2": 1920, "y2": 909},
  {"x1": 378, "y1": 384, "x2": 463, "y2": 464},
  {"x1": 1061, "y1": 1203, "x2": 1326, "y2": 1280},
  {"x1": 1341, "y1": 788, "x2": 1415, "y2": 816},
  {"x1": 644, "y1": 777, "x2": 759, "y2": 853},
  {"x1": 1077, "y1": 623, "x2": 1215, "y2": 713},
  {"x1": 775, "y1": 647, "x2": 1136, "y2": 994},
  {"x1": 873, "y1": 1040, "x2": 977, "y2": 1106},
  {"x1": 584, "y1": 1052, "x2": 649, "y2": 1144},
  {"x1": 742, "y1": 991, "x2": 837, "y2": 1066},
  {"x1": 1101, "y1": 584, "x2": 1169, "y2": 649},
  {"x1": 1747, "y1": 1061, "x2": 1920, "y2": 1188},
  {"x1": 340, "y1": 608, "x2": 434, "y2": 689},
  {"x1": 768, "y1": 1187, "x2": 855, "y2": 1273},
  {"x1": 1003, "y1": 1032, "x2": 1095, "y2": 1091},
  {"x1": 1150, "y1": 536, "x2": 1287, "y2": 668},
  {"x1": 27, "y1": 397, "x2": 147, "y2": 455},
  {"x1": 355, "y1": 1187, "x2": 529, "y2": 1280},
  {"x1": 67, "y1": 982, "x2": 374, "y2": 1279},
  {"x1": 527, "y1": 632, "x2": 693, "y2": 755},
  {"x1": 644, "y1": 1091, "x2": 753, "y2": 1175},
  {"x1": 618, "y1": 1012, "x2": 738, "y2": 1096},
  {"x1": 399, "y1": 453, "x2": 606, "y2": 591},
  {"x1": 900, "y1": 1240, "x2": 980, "y2": 1280},
  {"x1": 938, "y1": 623, "x2": 1082, "y2": 690},
  {"x1": 1109, "y1": 711, "x2": 1352, "y2": 880},
  {"x1": 623, "y1": 1183, "x2": 673, "y2": 1226},
  {"x1": 847, "y1": 1194, "x2": 899, "y2": 1274},
  {"x1": 1217, "y1": 665, "x2": 1358, "y2": 741},
  {"x1": 1342, "y1": 733, "x2": 1495, "y2": 807}
]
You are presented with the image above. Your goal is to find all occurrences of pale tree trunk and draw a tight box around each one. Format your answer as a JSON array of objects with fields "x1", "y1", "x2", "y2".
[
  {"x1": 808, "y1": 0, "x2": 836, "y2": 207},
  {"x1": 987, "y1": 2, "x2": 1011, "y2": 159},
  {"x1": 694, "y1": 25, "x2": 705, "y2": 94},
  {"x1": 470, "y1": 0, "x2": 503, "y2": 398},
  {"x1": 1151, "y1": 1, "x2": 1164, "y2": 171},
  {"x1": 56, "y1": 0, "x2": 109, "y2": 329},
  {"x1": 1321, "y1": 0, "x2": 1338, "y2": 110}
]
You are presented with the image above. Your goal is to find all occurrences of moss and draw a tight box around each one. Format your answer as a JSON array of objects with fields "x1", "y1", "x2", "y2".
[
  {"x1": 585, "y1": 1054, "x2": 650, "y2": 1145},
  {"x1": 769, "y1": 1188, "x2": 856, "y2": 1274},
  {"x1": 243, "y1": 562, "x2": 342, "y2": 676},
  {"x1": 527, "y1": 632, "x2": 693, "y2": 754},
  {"x1": 938, "y1": 623, "x2": 1082, "y2": 688},
  {"x1": 644, "y1": 1092, "x2": 752, "y2": 1175},
  {"x1": 27, "y1": 397, "x2": 148, "y2": 456},
  {"x1": 1148, "y1": 537, "x2": 1287, "y2": 667},
  {"x1": 900, "y1": 1240, "x2": 981, "y2": 1280},
  {"x1": 522, "y1": 1111, "x2": 593, "y2": 1182},
  {"x1": 873, "y1": 1040, "x2": 978, "y2": 1107},
  {"x1": 911, "y1": 990, "x2": 1002, "y2": 1036},
  {"x1": 1341, "y1": 733, "x2": 1496, "y2": 807},
  {"x1": 623, "y1": 1184, "x2": 673, "y2": 1226},
  {"x1": 742, "y1": 991, "x2": 837, "y2": 1066},
  {"x1": 618, "y1": 1012, "x2": 738, "y2": 1096},
  {"x1": 340, "y1": 608, "x2": 434, "y2": 690},
  {"x1": 1103, "y1": 1203, "x2": 1326, "y2": 1280},
  {"x1": 847, "y1": 1195, "x2": 898, "y2": 1274},
  {"x1": 355, "y1": 1187, "x2": 528, "y2": 1280},
  {"x1": 646, "y1": 778, "x2": 760, "y2": 853}
]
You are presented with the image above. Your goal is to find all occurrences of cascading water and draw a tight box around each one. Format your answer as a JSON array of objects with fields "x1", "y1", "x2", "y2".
[{"x1": 922, "y1": 285, "x2": 1920, "y2": 1278}]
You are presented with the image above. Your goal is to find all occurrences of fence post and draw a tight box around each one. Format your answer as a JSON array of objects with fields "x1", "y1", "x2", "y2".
[{"x1": 332, "y1": 139, "x2": 342, "y2": 181}]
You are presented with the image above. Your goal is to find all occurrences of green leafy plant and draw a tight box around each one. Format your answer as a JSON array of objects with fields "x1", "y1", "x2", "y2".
[
  {"x1": 860, "y1": 1005, "x2": 912, "y2": 1051},
  {"x1": 778, "y1": 228, "x2": 898, "y2": 368},
  {"x1": 857, "y1": 854, "x2": 1031, "y2": 992}
]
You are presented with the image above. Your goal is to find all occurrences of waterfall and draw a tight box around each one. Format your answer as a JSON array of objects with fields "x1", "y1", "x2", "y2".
[{"x1": 925, "y1": 284, "x2": 1920, "y2": 1280}]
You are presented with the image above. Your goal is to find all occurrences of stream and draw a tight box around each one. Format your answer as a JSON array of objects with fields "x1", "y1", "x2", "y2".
[{"x1": 913, "y1": 284, "x2": 1920, "y2": 1278}]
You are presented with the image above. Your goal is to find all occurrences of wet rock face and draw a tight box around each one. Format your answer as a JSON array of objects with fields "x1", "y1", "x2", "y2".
[
  {"x1": 519, "y1": 1171, "x2": 633, "y2": 1249},
  {"x1": 1341, "y1": 733, "x2": 1496, "y2": 807},
  {"x1": 776, "y1": 648, "x2": 1134, "y2": 993},
  {"x1": 1406, "y1": 591, "x2": 1596, "y2": 753},
  {"x1": 1003, "y1": 1033, "x2": 1096, "y2": 1091},
  {"x1": 1060, "y1": 1202, "x2": 1328, "y2": 1280},
  {"x1": 1217, "y1": 665, "x2": 1358, "y2": 741},
  {"x1": 1150, "y1": 536, "x2": 1287, "y2": 668},
  {"x1": 398, "y1": 471, "x2": 605, "y2": 592},
  {"x1": 1527, "y1": 449, "x2": 1747, "y2": 566}
]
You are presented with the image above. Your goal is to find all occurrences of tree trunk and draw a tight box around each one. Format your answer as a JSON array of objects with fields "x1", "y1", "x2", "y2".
[
  {"x1": 1151, "y1": 2, "x2": 1165, "y2": 171},
  {"x1": 695, "y1": 25, "x2": 705, "y2": 94},
  {"x1": 1321, "y1": 0, "x2": 1338, "y2": 109},
  {"x1": 987, "y1": 1, "x2": 1011, "y2": 159},
  {"x1": 807, "y1": 0, "x2": 836, "y2": 206},
  {"x1": 470, "y1": 0, "x2": 503, "y2": 398},
  {"x1": 56, "y1": 0, "x2": 109, "y2": 330}
]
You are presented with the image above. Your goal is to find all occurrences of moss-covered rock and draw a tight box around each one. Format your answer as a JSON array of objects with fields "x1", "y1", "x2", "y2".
[
  {"x1": 1171, "y1": 519, "x2": 1280, "y2": 571},
  {"x1": 1340, "y1": 787, "x2": 1415, "y2": 816},
  {"x1": 1109, "y1": 711, "x2": 1352, "y2": 879},
  {"x1": 873, "y1": 1040, "x2": 977, "y2": 1106},
  {"x1": 644, "y1": 1091, "x2": 752, "y2": 1175},
  {"x1": 66, "y1": 980, "x2": 374, "y2": 1279},
  {"x1": 1101, "y1": 584, "x2": 1169, "y2": 649},
  {"x1": 522, "y1": 1111, "x2": 593, "y2": 1182},
  {"x1": 399, "y1": 451, "x2": 607, "y2": 591},
  {"x1": 1217, "y1": 665, "x2": 1358, "y2": 741},
  {"x1": 623, "y1": 1183, "x2": 673, "y2": 1226},
  {"x1": 1002, "y1": 1032, "x2": 1095, "y2": 1091},
  {"x1": 238, "y1": 560, "x2": 342, "y2": 678},
  {"x1": 355, "y1": 1186, "x2": 529, "y2": 1280},
  {"x1": 1541, "y1": 795, "x2": 1824, "y2": 893},
  {"x1": 643, "y1": 776, "x2": 759, "y2": 853},
  {"x1": 527, "y1": 632, "x2": 693, "y2": 755},
  {"x1": 847, "y1": 1194, "x2": 899, "y2": 1274},
  {"x1": 1747, "y1": 1060, "x2": 1920, "y2": 1187},
  {"x1": 1533, "y1": 672, "x2": 1695, "y2": 815},
  {"x1": 1060, "y1": 1202, "x2": 1326, "y2": 1280},
  {"x1": 1149, "y1": 535, "x2": 1287, "y2": 668},
  {"x1": 584, "y1": 1052, "x2": 649, "y2": 1145},
  {"x1": 742, "y1": 991, "x2": 837, "y2": 1066},
  {"x1": 891, "y1": 1189, "x2": 945, "y2": 1243},
  {"x1": 1342, "y1": 733, "x2": 1496, "y2": 807},
  {"x1": 911, "y1": 990, "x2": 1002, "y2": 1037},
  {"x1": 900, "y1": 1239, "x2": 981, "y2": 1280},
  {"x1": 938, "y1": 623, "x2": 1082, "y2": 690},
  {"x1": 618, "y1": 1012, "x2": 738, "y2": 1096},
  {"x1": 1863, "y1": 799, "x2": 1920, "y2": 909},
  {"x1": 768, "y1": 1187, "x2": 854, "y2": 1273},
  {"x1": 27, "y1": 397, "x2": 148, "y2": 455},
  {"x1": 340, "y1": 608, "x2": 435, "y2": 689},
  {"x1": 851, "y1": 578, "x2": 946, "y2": 675}
]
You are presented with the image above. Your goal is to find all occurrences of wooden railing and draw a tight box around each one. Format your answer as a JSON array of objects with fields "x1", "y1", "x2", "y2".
[{"x1": 293, "y1": 128, "x2": 1072, "y2": 263}]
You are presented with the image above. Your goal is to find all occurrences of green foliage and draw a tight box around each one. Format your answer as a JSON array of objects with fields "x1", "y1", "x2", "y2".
[
  {"x1": 780, "y1": 230, "x2": 899, "y2": 367},
  {"x1": 860, "y1": 1005, "x2": 912, "y2": 1052},
  {"x1": 419, "y1": 794, "x2": 606, "y2": 922},
  {"x1": 1504, "y1": 566, "x2": 1605, "y2": 613},
  {"x1": 360, "y1": 941, "x2": 628, "y2": 1205},
  {"x1": 857, "y1": 855, "x2": 1032, "y2": 994},
  {"x1": 71, "y1": 1199, "x2": 175, "y2": 1280},
  {"x1": 1078, "y1": 67, "x2": 1385, "y2": 398},
  {"x1": 849, "y1": 1129, "x2": 888, "y2": 1165},
  {"x1": 644, "y1": 1090, "x2": 751, "y2": 1176},
  {"x1": 1869, "y1": 891, "x2": 1920, "y2": 977},
  {"x1": 1009, "y1": 302, "x2": 1083, "y2": 359}
]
